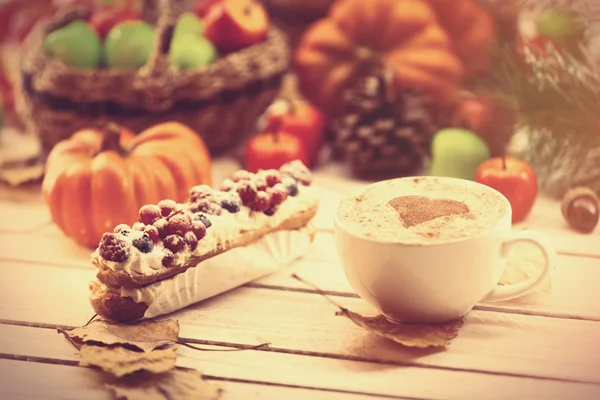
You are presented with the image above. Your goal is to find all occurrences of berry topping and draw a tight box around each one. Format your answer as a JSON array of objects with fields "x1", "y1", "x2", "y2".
[
  {"x1": 221, "y1": 199, "x2": 241, "y2": 213},
  {"x1": 280, "y1": 160, "x2": 312, "y2": 185},
  {"x1": 191, "y1": 220, "x2": 207, "y2": 240},
  {"x1": 254, "y1": 176, "x2": 267, "y2": 191},
  {"x1": 132, "y1": 222, "x2": 145, "y2": 231},
  {"x1": 236, "y1": 180, "x2": 257, "y2": 206},
  {"x1": 143, "y1": 225, "x2": 160, "y2": 243},
  {"x1": 163, "y1": 234, "x2": 186, "y2": 253},
  {"x1": 113, "y1": 224, "x2": 130, "y2": 233},
  {"x1": 260, "y1": 169, "x2": 282, "y2": 187},
  {"x1": 269, "y1": 183, "x2": 288, "y2": 206},
  {"x1": 119, "y1": 229, "x2": 131, "y2": 237},
  {"x1": 194, "y1": 213, "x2": 212, "y2": 229},
  {"x1": 220, "y1": 179, "x2": 236, "y2": 192},
  {"x1": 166, "y1": 214, "x2": 192, "y2": 236},
  {"x1": 282, "y1": 176, "x2": 299, "y2": 197},
  {"x1": 99, "y1": 233, "x2": 131, "y2": 262},
  {"x1": 189, "y1": 185, "x2": 213, "y2": 202},
  {"x1": 139, "y1": 204, "x2": 162, "y2": 225},
  {"x1": 153, "y1": 218, "x2": 168, "y2": 238},
  {"x1": 162, "y1": 249, "x2": 175, "y2": 268},
  {"x1": 253, "y1": 191, "x2": 271, "y2": 212},
  {"x1": 158, "y1": 199, "x2": 177, "y2": 217},
  {"x1": 264, "y1": 205, "x2": 277, "y2": 216},
  {"x1": 184, "y1": 231, "x2": 199, "y2": 251},
  {"x1": 132, "y1": 233, "x2": 154, "y2": 253},
  {"x1": 231, "y1": 169, "x2": 252, "y2": 182},
  {"x1": 190, "y1": 199, "x2": 222, "y2": 215}
]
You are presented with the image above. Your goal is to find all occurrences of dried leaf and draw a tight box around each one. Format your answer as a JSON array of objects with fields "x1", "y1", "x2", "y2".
[
  {"x1": 63, "y1": 319, "x2": 179, "y2": 352},
  {"x1": 106, "y1": 368, "x2": 221, "y2": 400},
  {"x1": 337, "y1": 308, "x2": 463, "y2": 348},
  {"x1": 80, "y1": 344, "x2": 178, "y2": 378}
]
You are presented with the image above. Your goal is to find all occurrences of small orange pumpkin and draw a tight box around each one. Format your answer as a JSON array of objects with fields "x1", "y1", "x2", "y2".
[
  {"x1": 42, "y1": 122, "x2": 212, "y2": 248},
  {"x1": 294, "y1": 0, "x2": 464, "y2": 118}
]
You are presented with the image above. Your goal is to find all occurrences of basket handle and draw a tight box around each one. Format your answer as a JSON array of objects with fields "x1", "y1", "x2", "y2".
[{"x1": 135, "y1": 0, "x2": 182, "y2": 111}]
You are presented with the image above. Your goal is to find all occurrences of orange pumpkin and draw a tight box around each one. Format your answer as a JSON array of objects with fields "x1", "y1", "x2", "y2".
[
  {"x1": 42, "y1": 122, "x2": 212, "y2": 248},
  {"x1": 426, "y1": 0, "x2": 496, "y2": 76},
  {"x1": 294, "y1": 0, "x2": 464, "y2": 118}
]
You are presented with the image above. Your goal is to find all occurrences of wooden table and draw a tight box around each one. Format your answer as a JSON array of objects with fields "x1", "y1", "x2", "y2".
[{"x1": 1, "y1": 158, "x2": 600, "y2": 400}]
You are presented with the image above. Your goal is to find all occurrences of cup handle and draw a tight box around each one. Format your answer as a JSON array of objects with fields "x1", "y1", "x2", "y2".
[{"x1": 482, "y1": 230, "x2": 556, "y2": 303}]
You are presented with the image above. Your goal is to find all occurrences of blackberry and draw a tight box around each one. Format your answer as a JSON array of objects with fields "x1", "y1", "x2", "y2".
[{"x1": 132, "y1": 233, "x2": 154, "y2": 253}]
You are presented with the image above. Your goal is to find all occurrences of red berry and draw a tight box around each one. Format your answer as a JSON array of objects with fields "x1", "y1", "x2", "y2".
[
  {"x1": 269, "y1": 183, "x2": 288, "y2": 206},
  {"x1": 99, "y1": 233, "x2": 131, "y2": 262},
  {"x1": 264, "y1": 205, "x2": 278, "y2": 216},
  {"x1": 254, "y1": 176, "x2": 267, "y2": 191},
  {"x1": 191, "y1": 221, "x2": 207, "y2": 240},
  {"x1": 143, "y1": 225, "x2": 160, "y2": 243},
  {"x1": 231, "y1": 170, "x2": 252, "y2": 182},
  {"x1": 158, "y1": 199, "x2": 177, "y2": 217},
  {"x1": 190, "y1": 185, "x2": 213, "y2": 202},
  {"x1": 184, "y1": 231, "x2": 199, "y2": 251},
  {"x1": 163, "y1": 234, "x2": 186, "y2": 253},
  {"x1": 220, "y1": 179, "x2": 236, "y2": 191},
  {"x1": 153, "y1": 218, "x2": 168, "y2": 238},
  {"x1": 261, "y1": 169, "x2": 282, "y2": 187},
  {"x1": 166, "y1": 214, "x2": 192, "y2": 236},
  {"x1": 113, "y1": 224, "x2": 130, "y2": 233},
  {"x1": 162, "y1": 249, "x2": 175, "y2": 267},
  {"x1": 236, "y1": 180, "x2": 257, "y2": 206},
  {"x1": 253, "y1": 191, "x2": 271, "y2": 212},
  {"x1": 139, "y1": 204, "x2": 162, "y2": 225}
]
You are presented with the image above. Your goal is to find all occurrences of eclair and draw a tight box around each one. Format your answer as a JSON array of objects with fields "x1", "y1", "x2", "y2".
[{"x1": 89, "y1": 160, "x2": 319, "y2": 322}]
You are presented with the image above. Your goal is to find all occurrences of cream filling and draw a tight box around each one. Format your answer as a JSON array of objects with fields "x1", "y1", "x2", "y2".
[{"x1": 91, "y1": 185, "x2": 319, "y2": 276}]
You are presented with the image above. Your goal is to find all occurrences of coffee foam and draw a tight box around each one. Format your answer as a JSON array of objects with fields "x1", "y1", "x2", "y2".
[{"x1": 336, "y1": 177, "x2": 507, "y2": 245}]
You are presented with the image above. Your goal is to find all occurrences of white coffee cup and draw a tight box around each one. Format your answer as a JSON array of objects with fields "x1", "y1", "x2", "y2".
[{"x1": 334, "y1": 176, "x2": 555, "y2": 324}]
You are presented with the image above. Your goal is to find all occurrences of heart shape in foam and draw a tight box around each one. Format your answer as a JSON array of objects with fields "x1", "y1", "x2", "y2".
[{"x1": 388, "y1": 196, "x2": 470, "y2": 228}]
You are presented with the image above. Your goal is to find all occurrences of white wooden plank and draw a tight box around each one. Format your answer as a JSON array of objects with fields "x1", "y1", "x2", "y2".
[
  {"x1": 0, "y1": 359, "x2": 390, "y2": 400},
  {"x1": 1, "y1": 261, "x2": 600, "y2": 384},
  {"x1": 2, "y1": 325, "x2": 600, "y2": 400}
]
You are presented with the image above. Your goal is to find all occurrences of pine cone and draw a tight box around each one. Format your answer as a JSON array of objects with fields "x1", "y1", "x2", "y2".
[{"x1": 331, "y1": 66, "x2": 440, "y2": 179}]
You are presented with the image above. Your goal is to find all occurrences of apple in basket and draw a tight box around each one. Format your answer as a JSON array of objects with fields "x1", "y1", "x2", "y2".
[
  {"x1": 204, "y1": 0, "x2": 269, "y2": 53},
  {"x1": 88, "y1": 2, "x2": 143, "y2": 40},
  {"x1": 195, "y1": 0, "x2": 223, "y2": 18}
]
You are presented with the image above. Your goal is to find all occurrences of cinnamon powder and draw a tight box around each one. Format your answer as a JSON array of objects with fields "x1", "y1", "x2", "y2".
[{"x1": 388, "y1": 196, "x2": 471, "y2": 228}]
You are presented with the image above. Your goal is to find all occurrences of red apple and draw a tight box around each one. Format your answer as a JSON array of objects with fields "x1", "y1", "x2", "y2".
[
  {"x1": 475, "y1": 156, "x2": 538, "y2": 223},
  {"x1": 89, "y1": 7, "x2": 142, "y2": 39},
  {"x1": 266, "y1": 100, "x2": 325, "y2": 167},
  {"x1": 204, "y1": 0, "x2": 269, "y2": 53},
  {"x1": 195, "y1": 0, "x2": 223, "y2": 18},
  {"x1": 246, "y1": 121, "x2": 308, "y2": 173},
  {"x1": 452, "y1": 94, "x2": 516, "y2": 158}
]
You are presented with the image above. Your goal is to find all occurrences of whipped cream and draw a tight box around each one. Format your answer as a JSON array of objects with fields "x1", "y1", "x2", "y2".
[{"x1": 91, "y1": 184, "x2": 319, "y2": 277}]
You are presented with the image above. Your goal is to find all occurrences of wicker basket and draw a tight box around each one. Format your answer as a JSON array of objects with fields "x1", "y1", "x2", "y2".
[{"x1": 17, "y1": 0, "x2": 291, "y2": 154}]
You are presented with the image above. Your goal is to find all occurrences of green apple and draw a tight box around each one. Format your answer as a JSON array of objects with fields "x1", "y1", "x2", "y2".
[
  {"x1": 169, "y1": 33, "x2": 217, "y2": 70},
  {"x1": 43, "y1": 21, "x2": 102, "y2": 69},
  {"x1": 537, "y1": 10, "x2": 584, "y2": 41},
  {"x1": 173, "y1": 12, "x2": 204, "y2": 38},
  {"x1": 428, "y1": 128, "x2": 491, "y2": 181},
  {"x1": 103, "y1": 21, "x2": 155, "y2": 69}
]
